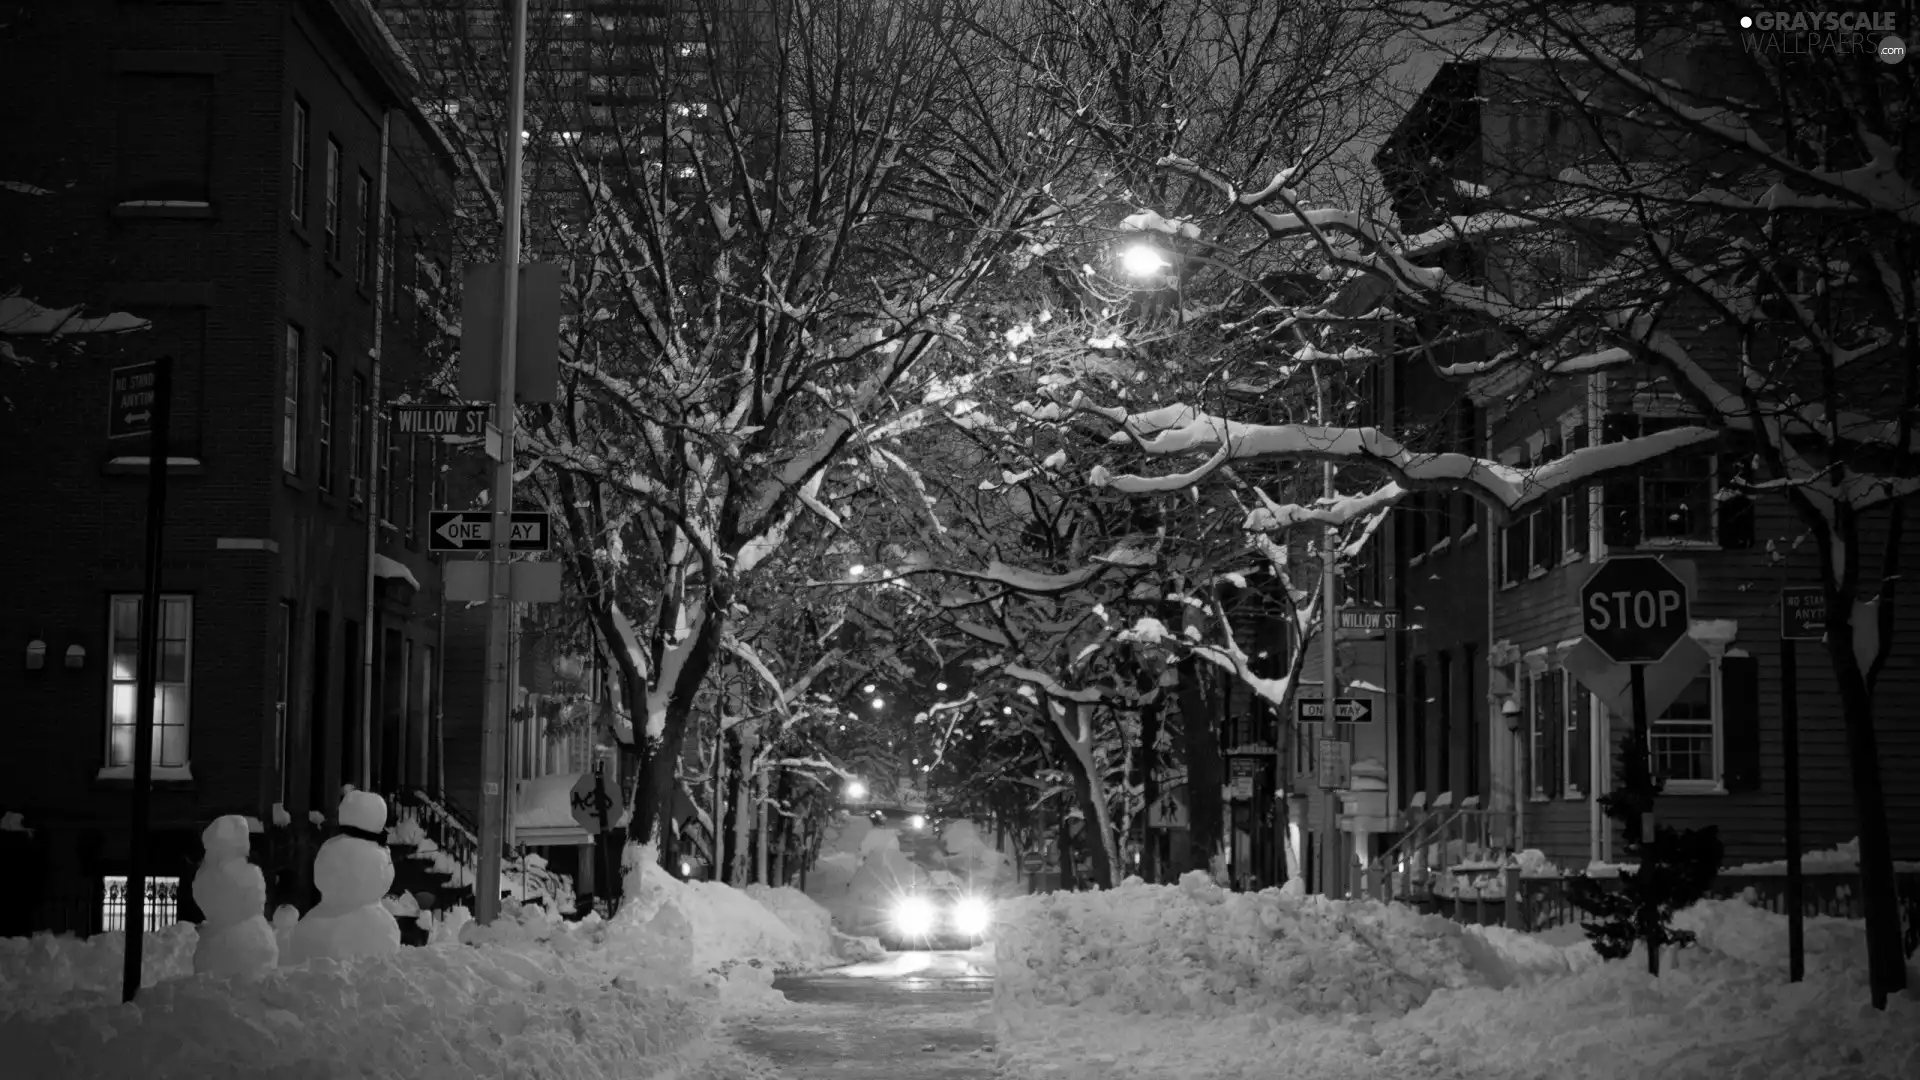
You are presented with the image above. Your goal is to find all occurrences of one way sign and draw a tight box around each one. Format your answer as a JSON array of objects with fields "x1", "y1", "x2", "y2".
[{"x1": 428, "y1": 510, "x2": 551, "y2": 553}]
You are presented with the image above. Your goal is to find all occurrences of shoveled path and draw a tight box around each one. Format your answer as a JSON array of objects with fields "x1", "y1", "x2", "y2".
[{"x1": 724, "y1": 951, "x2": 999, "y2": 1079}]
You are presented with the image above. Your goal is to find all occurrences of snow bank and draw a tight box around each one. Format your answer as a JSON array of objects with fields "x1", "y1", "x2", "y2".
[
  {"x1": 744, "y1": 885, "x2": 838, "y2": 968},
  {"x1": 1724, "y1": 837, "x2": 1920, "y2": 875},
  {"x1": 994, "y1": 871, "x2": 1496, "y2": 1020},
  {"x1": 0, "y1": 917, "x2": 740, "y2": 1079},
  {"x1": 0, "y1": 924, "x2": 197, "y2": 1006},
  {"x1": 992, "y1": 875, "x2": 1919, "y2": 1080},
  {"x1": 617, "y1": 843, "x2": 832, "y2": 975}
]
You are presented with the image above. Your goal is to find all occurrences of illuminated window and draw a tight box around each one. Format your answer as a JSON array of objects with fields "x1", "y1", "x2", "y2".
[
  {"x1": 106, "y1": 594, "x2": 193, "y2": 770},
  {"x1": 100, "y1": 875, "x2": 180, "y2": 933}
]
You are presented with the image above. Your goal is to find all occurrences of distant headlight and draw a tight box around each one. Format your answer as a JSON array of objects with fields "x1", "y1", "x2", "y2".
[
  {"x1": 952, "y1": 896, "x2": 991, "y2": 936},
  {"x1": 892, "y1": 895, "x2": 937, "y2": 937}
]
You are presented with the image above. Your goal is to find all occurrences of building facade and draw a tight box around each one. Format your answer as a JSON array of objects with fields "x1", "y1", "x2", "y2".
[
  {"x1": 1373, "y1": 40, "x2": 1920, "y2": 879},
  {"x1": 0, "y1": 0, "x2": 459, "y2": 933}
]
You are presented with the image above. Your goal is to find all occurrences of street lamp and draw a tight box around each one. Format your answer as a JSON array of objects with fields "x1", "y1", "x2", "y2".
[
  {"x1": 871, "y1": 696, "x2": 885, "y2": 709},
  {"x1": 845, "y1": 779, "x2": 868, "y2": 802},
  {"x1": 1120, "y1": 243, "x2": 1171, "y2": 278},
  {"x1": 848, "y1": 563, "x2": 866, "y2": 578}
]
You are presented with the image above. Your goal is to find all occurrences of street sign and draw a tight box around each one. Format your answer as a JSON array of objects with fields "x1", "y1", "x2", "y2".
[
  {"x1": 428, "y1": 510, "x2": 551, "y2": 552},
  {"x1": 1228, "y1": 757, "x2": 1261, "y2": 801},
  {"x1": 1316, "y1": 739, "x2": 1351, "y2": 790},
  {"x1": 1021, "y1": 852, "x2": 1045, "y2": 873},
  {"x1": 392, "y1": 403, "x2": 492, "y2": 438},
  {"x1": 1294, "y1": 697, "x2": 1375, "y2": 724},
  {"x1": 1146, "y1": 785, "x2": 1189, "y2": 829},
  {"x1": 1339, "y1": 609, "x2": 1402, "y2": 631},
  {"x1": 1781, "y1": 587, "x2": 1826, "y2": 641},
  {"x1": 570, "y1": 767, "x2": 621, "y2": 833},
  {"x1": 1581, "y1": 556, "x2": 1691, "y2": 664},
  {"x1": 109, "y1": 361, "x2": 162, "y2": 439},
  {"x1": 460, "y1": 261, "x2": 561, "y2": 403}
]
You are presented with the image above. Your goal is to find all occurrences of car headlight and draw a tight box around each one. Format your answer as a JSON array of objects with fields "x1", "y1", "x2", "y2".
[
  {"x1": 892, "y1": 895, "x2": 937, "y2": 937},
  {"x1": 952, "y1": 896, "x2": 991, "y2": 936}
]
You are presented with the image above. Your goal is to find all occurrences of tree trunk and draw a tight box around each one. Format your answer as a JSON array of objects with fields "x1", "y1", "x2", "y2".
[
  {"x1": 625, "y1": 608, "x2": 724, "y2": 857},
  {"x1": 1177, "y1": 654, "x2": 1225, "y2": 879},
  {"x1": 1828, "y1": 612, "x2": 1909, "y2": 1006},
  {"x1": 1056, "y1": 808, "x2": 1078, "y2": 891},
  {"x1": 1045, "y1": 696, "x2": 1119, "y2": 889},
  {"x1": 1132, "y1": 653, "x2": 1163, "y2": 885},
  {"x1": 730, "y1": 722, "x2": 757, "y2": 885}
]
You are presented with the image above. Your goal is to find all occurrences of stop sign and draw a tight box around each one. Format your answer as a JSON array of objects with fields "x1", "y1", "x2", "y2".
[{"x1": 1581, "y1": 557, "x2": 1691, "y2": 664}]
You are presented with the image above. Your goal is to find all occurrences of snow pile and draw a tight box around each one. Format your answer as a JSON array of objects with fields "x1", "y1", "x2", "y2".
[
  {"x1": 1725, "y1": 837, "x2": 1920, "y2": 875},
  {"x1": 617, "y1": 844, "x2": 827, "y2": 975},
  {"x1": 992, "y1": 878, "x2": 1919, "y2": 1080},
  {"x1": 744, "y1": 885, "x2": 839, "y2": 967},
  {"x1": 0, "y1": 926, "x2": 737, "y2": 1079},
  {"x1": 994, "y1": 871, "x2": 1494, "y2": 1020},
  {"x1": 0, "y1": 925, "x2": 196, "y2": 1009},
  {"x1": 935, "y1": 820, "x2": 1017, "y2": 890}
]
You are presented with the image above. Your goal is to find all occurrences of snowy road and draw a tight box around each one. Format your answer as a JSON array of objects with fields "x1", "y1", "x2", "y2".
[{"x1": 724, "y1": 951, "x2": 999, "y2": 1079}]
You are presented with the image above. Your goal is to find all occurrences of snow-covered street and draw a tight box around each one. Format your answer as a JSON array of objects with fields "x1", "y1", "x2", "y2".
[{"x1": 726, "y1": 951, "x2": 996, "y2": 1079}]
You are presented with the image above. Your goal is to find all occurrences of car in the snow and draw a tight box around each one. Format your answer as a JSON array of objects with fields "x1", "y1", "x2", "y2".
[{"x1": 879, "y1": 870, "x2": 994, "y2": 950}]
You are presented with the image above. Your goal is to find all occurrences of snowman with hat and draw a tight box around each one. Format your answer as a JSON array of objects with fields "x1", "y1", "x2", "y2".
[
  {"x1": 285, "y1": 788, "x2": 401, "y2": 965},
  {"x1": 191, "y1": 814, "x2": 279, "y2": 977}
]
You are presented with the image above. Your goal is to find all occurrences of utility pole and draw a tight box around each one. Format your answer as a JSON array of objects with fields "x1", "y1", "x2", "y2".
[
  {"x1": 475, "y1": 0, "x2": 529, "y2": 925},
  {"x1": 121, "y1": 355, "x2": 172, "y2": 1003},
  {"x1": 1318, "y1": 375, "x2": 1340, "y2": 900}
]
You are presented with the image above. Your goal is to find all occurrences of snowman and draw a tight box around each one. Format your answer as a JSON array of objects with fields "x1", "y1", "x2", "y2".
[
  {"x1": 286, "y1": 790, "x2": 401, "y2": 964},
  {"x1": 191, "y1": 815, "x2": 279, "y2": 977}
]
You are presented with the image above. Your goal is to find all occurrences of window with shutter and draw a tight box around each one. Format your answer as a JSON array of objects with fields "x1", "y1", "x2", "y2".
[
  {"x1": 1563, "y1": 422, "x2": 1590, "y2": 560},
  {"x1": 1720, "y1": 654, "x2": 1762, "y2": 791},
  {"x1": 1650, "y1": 672, "x2": 1714, "y2": 784},
  {"x1": 1639, "y1": 418, "x2": 1715, "y2": 542}
]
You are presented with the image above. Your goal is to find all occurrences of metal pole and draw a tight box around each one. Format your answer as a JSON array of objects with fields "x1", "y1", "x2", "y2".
[
  {"x1": 1629, "y1": 661, "x2": 1658, "y2": 977},
  {"x1": 1319, "y1": 382, "x2": 1339, "y2": 900},
  {"x1": 476, "y1": 0, "x2": 530, "y2": 925},
  {"x1": 122, "y1": 354, "x2": 172, "y2": 1004},
  {"x1": 1782, "y1": 635, "x2": 1805, "y2": 982},
  {"x1": 359, "y1": 109, "x2": 393, "y2": 799}
]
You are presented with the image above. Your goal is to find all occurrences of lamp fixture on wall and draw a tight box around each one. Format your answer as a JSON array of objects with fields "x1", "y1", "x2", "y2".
[
  {"x1": 65, "y1": 644, "x2": 86, "y2": 670},
  {"x1": 1501, "y1": 697, "x2": 1522, "y2": 732},
  {"x1": 25, "y1": 639, "x2": 46, "y2": 670}
]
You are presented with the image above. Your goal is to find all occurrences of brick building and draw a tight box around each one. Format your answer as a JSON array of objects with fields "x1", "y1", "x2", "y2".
[{"x1": 0, "y1": 0, "x2": 459, "y2": 933}]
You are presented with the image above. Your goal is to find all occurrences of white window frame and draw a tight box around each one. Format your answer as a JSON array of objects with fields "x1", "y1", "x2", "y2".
[
  {"x1": 283, "y1": 324, "x2": 302, "y2": 475},
  {"x1": 1648, "y1": 658, "x2": 1725, "y2": 795},
  {"x1": 324, "y1": 138, "x2": 342, "y2": 261},
  {"x1": 1523, "y1": 649, "x2": 1551, "y2": 801},
  {"x1": 349, "y1": 372, "x2": 368, "y2": 502},
  {"x1": 101, "y1": 593, "x2": 193, "y2": 781},
  {"x1": 1562, "y1": 669, "x2": 1586, "y2": 800},
  {"x1": 316, "y1": 349, "x2": 335, "y2": 490},
  {"x1": 290, "y1": 97, "x2": 309, "y2": 224}
]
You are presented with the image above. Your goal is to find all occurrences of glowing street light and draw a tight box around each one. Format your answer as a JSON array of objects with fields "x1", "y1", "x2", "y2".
[
  {"x1": 1120, "y1": 243, "x2": 1171, "y2": 278},
  {"x1": 871, "y1": 697, "x2": 885, "y2": 709},
  {"x1": 848, "y1": 563, "x2": 866, "y2": 577},
  {"x1": 844, "y1": 779, "x2": 868, "y2": 802},
  {"x1": 935, "y1": 681, "x2": 948, "y2": 691},
  {"x1": 864, "y1": 683, "x2": 877, "y2": 693},
  {"x1": 907, "y1": 814, "x2": 927, "y2": 830}
]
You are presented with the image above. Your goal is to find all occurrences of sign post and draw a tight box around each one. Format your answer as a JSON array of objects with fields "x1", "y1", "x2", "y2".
[
  {"x1": 476, "y1": 0, "x2": 533, "y2": 927},
  {"x1": 120, "y1": 355, "x2": 172, "y2": 1004},
  {"x1": 1779, "y1": 586, "x2": 1825, "y2": 983},
  {"x1": 1581, "y1": 556, "x2": 1691, "y2": 976}
]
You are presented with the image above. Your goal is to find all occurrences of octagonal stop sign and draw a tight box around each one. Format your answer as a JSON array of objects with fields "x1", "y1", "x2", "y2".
[{"x1": 1581, "y1": 557, "x2": 1691, "y2": 664}]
